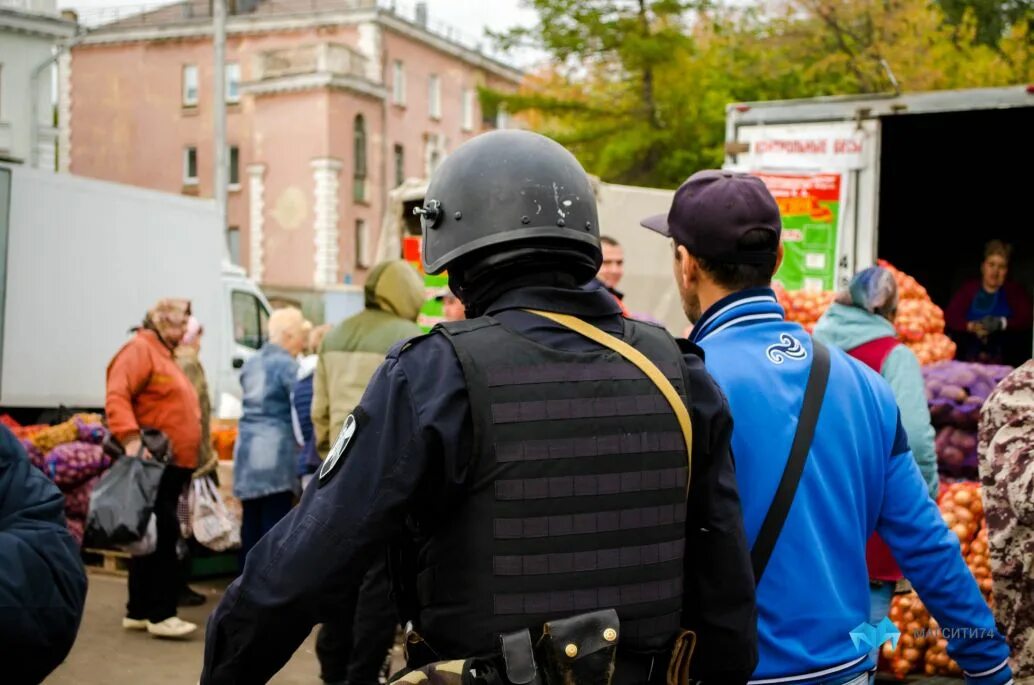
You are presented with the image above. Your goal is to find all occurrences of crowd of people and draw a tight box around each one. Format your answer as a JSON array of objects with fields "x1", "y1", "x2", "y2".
[
  {"x1": 1, "y1": 129, "x2": 1031, "y2": 685},
  {"x1": 195, "y1": 134, "x2": 1029, "y2": 685}
]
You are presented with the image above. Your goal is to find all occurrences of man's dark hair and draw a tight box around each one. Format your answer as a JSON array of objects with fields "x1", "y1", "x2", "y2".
[
  {"x1": 688, "y1": 228, "x2": 779, "y2": 291},
  {"x1": 600, "y1": 235, "x2": 620, "y2": 247}
]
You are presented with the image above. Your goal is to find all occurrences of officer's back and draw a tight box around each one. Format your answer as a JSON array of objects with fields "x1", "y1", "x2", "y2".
[
  {"x1": 201, "y1": 132, "x2": 757, "y2": 685},
  {"x1": 639, "y1": 171, "x2": 1012, "y2": 685}
]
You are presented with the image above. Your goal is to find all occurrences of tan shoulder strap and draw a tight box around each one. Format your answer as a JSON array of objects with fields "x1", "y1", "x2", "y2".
[{"x1": 525, "y1": 309, "x2": 692, "y2": 493}]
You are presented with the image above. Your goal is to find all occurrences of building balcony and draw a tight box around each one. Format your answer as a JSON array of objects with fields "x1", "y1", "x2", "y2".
[
  {"x1": 245, "y1": 41, "x2": 386, "y2": 99},
  {"x1": 253, "y1": 42, "x2": 368, "y2": 81}
]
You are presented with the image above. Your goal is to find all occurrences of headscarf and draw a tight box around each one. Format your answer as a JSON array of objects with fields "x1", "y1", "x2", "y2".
[
  {"x1": 836, "y1": 266, "x2": 898, "y2": 320},
  {"x1": 181, "y1": 315, "x2": 203, "y2": 347},
  {"x1": 143, "y1": 299, "x2": 191, "y2": 349}
]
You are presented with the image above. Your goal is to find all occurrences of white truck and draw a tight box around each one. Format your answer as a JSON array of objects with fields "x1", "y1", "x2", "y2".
[
  {"x1": 723, "y1": 85, "x2": 1034, "y2": 312},
  {"x1": 0, "y1": 164, "x2": 271, "y2": 421}
]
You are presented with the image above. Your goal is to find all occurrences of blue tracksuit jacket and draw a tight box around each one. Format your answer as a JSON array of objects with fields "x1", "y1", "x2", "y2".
[{"x1": 690, "y1": 287, "x2": 1011, "y2": 685}]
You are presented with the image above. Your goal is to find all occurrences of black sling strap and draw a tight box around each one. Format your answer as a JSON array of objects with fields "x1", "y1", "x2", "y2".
[{"x1": 750, "y1": 340, "x2": 831, "y2": 585}]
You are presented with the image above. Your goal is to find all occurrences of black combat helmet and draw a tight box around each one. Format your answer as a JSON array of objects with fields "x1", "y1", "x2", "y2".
[{"x1": 417, "y1": 130, "x2": 601, "y2": 282}]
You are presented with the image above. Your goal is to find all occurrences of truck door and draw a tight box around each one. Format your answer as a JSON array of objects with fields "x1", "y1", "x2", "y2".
[{"x1": 215, "y1": 288, "x2": 270, "y2": 418}]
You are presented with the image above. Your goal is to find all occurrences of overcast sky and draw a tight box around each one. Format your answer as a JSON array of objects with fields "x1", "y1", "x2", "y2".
[{"x1": 60, "y1": 0, "x2": 539, "y2": 63}]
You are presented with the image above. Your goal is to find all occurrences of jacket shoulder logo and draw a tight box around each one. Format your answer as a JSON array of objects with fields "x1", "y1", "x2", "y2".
[
  {"x1": 766, "y1": 334, "x2": 808, "y2": 365},
  {"x1": 318, "y1": 413, "x2": 357, "y2": 487}
]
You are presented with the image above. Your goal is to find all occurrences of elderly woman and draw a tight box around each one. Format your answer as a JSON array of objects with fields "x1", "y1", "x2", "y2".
[
  {"x1": 946, "y1": 240, "x2": 1032, "y2": 366},
  {"x1": 106, "y1": 298, "x2": 200, "y2": 639},
  {"x1": 814, "y1": 266, "x2": 939, "y2": 669},
  {"x1": 174, "y1": 316, "x2": 217, "y2": 607},
  {"x1": 234, "y1": 307, "x2": 307, "y2": 563}
]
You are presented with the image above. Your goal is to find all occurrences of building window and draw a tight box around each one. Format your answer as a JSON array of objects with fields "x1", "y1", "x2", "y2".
[
  {"x1": 462, "y1": 88, "x2": 475, "y2": 132},
  {"x1": 425, "y1": 134, "x2": 445, "y2": 176},
  {"x1": 392, "y1": 60, "x2": 405, "y2": 106},
  {"x1": 353, "y1": 114, "x2": 367, "y2": 202},
  {"x1": 226, "y1": 226, "x2": 241, "y2": 265},
  {"x1": 184, "y1": 147, "x2": 198, "y2": 184},
  {"x1": 355, "y1": 219, "x2": 370, "y2": 269},
  {"x1": 226, "y1": 63, "x2": 240, "y2": 103},
  {"x1": 393, "y1": 144, "x2": 404, "y2": 188},
  {"x1": 229, "y1": 146, "x2": 240, "y2": 187},
  {"x1": 182, "y1": 64, "x2": 199, "y2": 106},
  {"x1": 428, "y1": 74, "x2": 441, "y2": 120}
]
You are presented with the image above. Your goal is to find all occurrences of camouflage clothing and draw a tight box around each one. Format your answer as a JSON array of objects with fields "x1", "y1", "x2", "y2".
[{"x1": 979, "y1": 360, "x2": 1034, "y2": 679}]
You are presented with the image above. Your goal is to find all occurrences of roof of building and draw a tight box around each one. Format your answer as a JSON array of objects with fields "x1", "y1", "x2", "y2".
[
  {"x1": 77, "y1": 0, "x2": 522, "y2": 83},
  {"x1": 0, "y1": 5, "x2": 76, "y2": 39}
]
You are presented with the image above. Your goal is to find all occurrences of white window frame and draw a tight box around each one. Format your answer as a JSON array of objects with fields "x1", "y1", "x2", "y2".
[
  {"x1": 183, "y1": 146, "x2": 198, "y2": 185},
  {"x1": 355, "y1": 219, "x2": 370, "y2": 269},
  {"x1": 226, "y1": 62, "x2": 241, "y2": 104},
  {"x1": 462, "y1": 88, "x2": 475, "y2": 132},
  {"x1": 429, "y1": 74, "x2": 441, "y2": 120},
  {"x1": 425, "y1": 133, "x2": 446, "y2": 177},
  {"x1": 392, "y1": 60, "x2": 406, "y2": 106},
  {"x1": 226, "y1": 226, "x2": 241, "y2": 266},
  {"x1": 182, "y1": 64, "x2": 199, "y2": 107}
]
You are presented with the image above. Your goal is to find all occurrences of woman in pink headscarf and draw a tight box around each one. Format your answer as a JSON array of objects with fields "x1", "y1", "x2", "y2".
[{"x1": 175, "y1": 316, "x2": 217, "y2": 607}]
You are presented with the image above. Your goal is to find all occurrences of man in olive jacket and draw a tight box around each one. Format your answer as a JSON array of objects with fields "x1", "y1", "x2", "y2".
[
  {"x1": 310, "y1": 258, "x2": 424, "y2": 685},
  {"x1": 313, "y1": 259, "x2": 425, "y2": 460}
]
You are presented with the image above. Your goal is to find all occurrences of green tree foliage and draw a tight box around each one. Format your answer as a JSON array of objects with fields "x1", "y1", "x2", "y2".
[{"x1": 485, "y1": 0, "x2": 1034, "y2": 188}]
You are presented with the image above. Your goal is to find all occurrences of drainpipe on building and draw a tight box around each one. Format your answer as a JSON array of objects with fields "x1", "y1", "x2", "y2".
[
  {"x1": 380, "y1": 21, "x2": 389, "y2": 238},
  {"x1": 30, "y1": 14, "x2": 84, "y2": 171},
  {"x1": 213, "y1": 0, "x2": 228, "y2": 230}
]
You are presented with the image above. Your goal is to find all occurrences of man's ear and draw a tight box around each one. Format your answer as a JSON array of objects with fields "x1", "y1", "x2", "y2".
[
  {"x1": 675, "y1": 243, "x2": 695, "y2": 287},
  {"x1": 774, "y1": 242, "x2": 784, "y2": 274}
]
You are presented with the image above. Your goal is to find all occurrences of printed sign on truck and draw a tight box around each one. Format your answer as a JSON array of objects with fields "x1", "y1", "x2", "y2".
[{"x1": 755, "y1": 172, "x2": 844, "y2": 292}]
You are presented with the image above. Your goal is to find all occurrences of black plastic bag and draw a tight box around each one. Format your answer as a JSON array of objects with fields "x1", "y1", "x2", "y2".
[{"x1": 84, "y1": 455, "x2": 165, "y2": 548}]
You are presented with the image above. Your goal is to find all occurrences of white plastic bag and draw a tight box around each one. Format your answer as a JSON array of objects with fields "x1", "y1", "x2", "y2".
[
  {"x1": 121, "y1": 513, "x2": 157, "y2": 556},
  {"x1": 190, "y1": 476, "x2": 241, "y2": 552}
]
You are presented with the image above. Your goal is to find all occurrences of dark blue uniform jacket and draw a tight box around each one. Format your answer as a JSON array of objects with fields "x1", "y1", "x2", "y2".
[
  {"x1": 0, "y1": 425, "x2": 87, "y2": 685},
  {"x1": 202, "y1": 284, "x2": 757, "y2": 684}
]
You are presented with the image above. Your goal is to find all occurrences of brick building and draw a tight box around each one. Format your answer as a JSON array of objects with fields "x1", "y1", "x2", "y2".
[{"x1": 68, "y1": 0, "x2": 520, "y2": 289}]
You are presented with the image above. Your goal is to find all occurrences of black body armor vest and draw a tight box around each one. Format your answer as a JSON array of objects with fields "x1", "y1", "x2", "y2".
[{"x1": 413, "y1": 316, "x2": 691, "y2": 658}]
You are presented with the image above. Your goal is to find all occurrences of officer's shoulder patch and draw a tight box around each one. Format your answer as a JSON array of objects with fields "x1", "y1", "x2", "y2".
[
  {"x1": 318, "y1": 407, "x2": 367, "y2": 487},
  {"x1": 395, "y1": 331, "x2": 437, "y2": 357}
]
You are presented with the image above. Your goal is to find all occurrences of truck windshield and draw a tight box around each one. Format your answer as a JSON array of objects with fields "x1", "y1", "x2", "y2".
[{"x1": 232, "y1": 291, "x2": 269, "y2": 349}]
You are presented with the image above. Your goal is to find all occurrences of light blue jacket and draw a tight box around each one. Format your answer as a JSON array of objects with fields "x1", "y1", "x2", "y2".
[
  {"x1": 234, "y1": 343, "x2": 300, "y2": 500},
  {"x1": 814, "y1": 302, "x2": 939, "y2": 498}
]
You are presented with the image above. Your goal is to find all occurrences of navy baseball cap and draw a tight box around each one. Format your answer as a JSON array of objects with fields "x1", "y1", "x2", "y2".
[{"x1": 640, "y1": 170, "x2": 782, "y2": 265}]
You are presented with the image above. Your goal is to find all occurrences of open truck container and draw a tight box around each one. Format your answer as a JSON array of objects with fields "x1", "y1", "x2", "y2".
[{"x1": 723, "y1": 85, "x2": 1034, "y2": 332}]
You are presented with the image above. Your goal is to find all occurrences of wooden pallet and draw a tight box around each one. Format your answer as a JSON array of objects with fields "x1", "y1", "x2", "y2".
[{"x1": 83, "y1": 547, "x2": 131, "y2": 576}]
